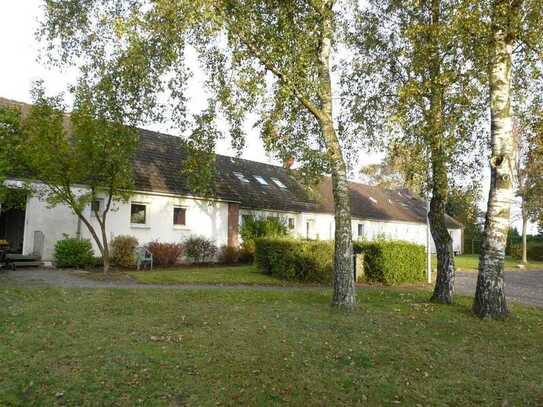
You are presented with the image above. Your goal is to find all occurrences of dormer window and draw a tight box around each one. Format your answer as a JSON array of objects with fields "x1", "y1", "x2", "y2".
[
  {"x1": 271, "y1": 178, "x2": 287, "y2": 188},
  {"x1": 233, "y1": 172, "x2": 250, "y2": 183},
  {"x1": 254, "y1": 175, "x2": 269, "y2": 185}
]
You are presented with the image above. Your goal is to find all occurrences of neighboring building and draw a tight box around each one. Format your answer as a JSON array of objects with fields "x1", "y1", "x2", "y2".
[{"x1": 0, "y1": 127, "x2": 463, "y2": 262}]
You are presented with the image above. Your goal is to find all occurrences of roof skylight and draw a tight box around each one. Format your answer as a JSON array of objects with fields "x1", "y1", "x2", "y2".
[
  {"x1": 254, "y1": 175, "x2": 269, "y2": 185},
  {"x1": 369, "y1": 196, "x2": 378, "y2": 204},
  {"x1": 271, "y1": 178, "x2": 287, "y2": 188},
  {"x1": 233, "y1": 172, "x2": 250, "y2": 183}
]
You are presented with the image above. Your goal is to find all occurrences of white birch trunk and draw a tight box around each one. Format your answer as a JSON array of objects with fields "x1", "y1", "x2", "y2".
[{"x1": 473, "y1": 17, "x2": 515, "y2": 318}]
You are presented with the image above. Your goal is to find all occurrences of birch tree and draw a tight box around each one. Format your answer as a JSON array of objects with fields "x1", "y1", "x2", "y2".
[
  {"x1": 473, "y1": 0, "x2": 543, "y2": 319},
  {"x1": 41, "y1": 0, "x2": 360, "y2": 307},
  {"x1": 345, "y1": 0, "x2": 486, "y2": 304}
]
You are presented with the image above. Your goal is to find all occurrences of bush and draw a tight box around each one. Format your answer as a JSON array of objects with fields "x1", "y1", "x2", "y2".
[
  {"x1": 255, "y1": 238, "x2": 334, "y2": 283},
  {"x1": 146, "y1": 241, "x2": 184, "y2": 266},
  {"x1": 111, "y1": 235, "x2": 139, "y2": 268},
  {"x1": 54, "y1": 237, "x2": 94, "y2": 268},
  {"x1": 511, "y1": 243, "x2": 543, "y2": 261},
  {"x1": 240, "y1": 217, "x2": 289, "y2": 262},
  {"x1": 184, "y1": 236, "x2": 218, "y2": 263},
  {"x1": 218, "y1": 245, "x2": 240, "y2": 264},
  {"x1": 353, "y1": 240, "x2": 425, "y2": 285}
]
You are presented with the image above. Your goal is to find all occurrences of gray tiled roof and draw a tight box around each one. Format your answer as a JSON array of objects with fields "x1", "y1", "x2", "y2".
[{"x1": 135, "y1": 129, "x2": 462, "y2": 229}]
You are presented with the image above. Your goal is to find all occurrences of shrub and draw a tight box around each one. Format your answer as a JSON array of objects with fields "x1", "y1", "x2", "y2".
[
  {"x1": 255, "y1": 238, "x2": 334, "y2": 283},
  {"x1": 111, "y1": 235, "x2": 139, "y2": 268},
  {"x1": 218, "y1": 245, "x2": 240, "y2": 264},
  {"x1": 240, "y1": 217, "x2": 288, "y2": 262},
  {"x1": 511, "y1": 243, "x2": 543, "y2": 261},
  {"x1": 353, "y1": 240, "x2": 425, "y2": 285},
  {"x1": 146, "y1": 241, "x2": 184, "y2": 266},
  {"x1": 184, "y1": 236, "x2": 218, "y2": 263},
  {"x1": 54, "y1": 237, "x2": 94, "y2": 268}
]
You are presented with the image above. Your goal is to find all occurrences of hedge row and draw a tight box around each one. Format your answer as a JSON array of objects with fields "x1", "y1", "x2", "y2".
[
  {"x1": 255, "y1": 238, "x2": 334, "y2": 283},
  {"x1": 510, "y1": 243, "x2": 543, "y2": 261},
  {"x1": 353, "y1": 240, "x2": 426, "y2": 285},
  {"x1": 254, "y1": 238, "x2": 426, "y2": 285}
]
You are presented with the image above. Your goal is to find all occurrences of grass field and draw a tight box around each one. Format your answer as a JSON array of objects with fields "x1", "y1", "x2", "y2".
[
  {"x1": 435, "y1": 254, "x2": 543, "y2": 272},
  {"x1": 126, "y1": 265, "x2": 297, "y2": 286},
  {"x1": 1, "y1": 287, "x2": 542, "y2": 406}
]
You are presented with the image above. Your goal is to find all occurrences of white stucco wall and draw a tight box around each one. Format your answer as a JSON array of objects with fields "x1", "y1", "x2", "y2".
[
  {"x1": 19, "y1": 183, "x2": 463, "y2": 261},
  {"x1": 23, "y1": 188, "x2": 229, "y2": 261}
]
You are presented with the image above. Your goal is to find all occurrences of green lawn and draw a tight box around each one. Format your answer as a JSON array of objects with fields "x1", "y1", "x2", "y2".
[
  {"x1": 1, "y1": 288, "x2": 542, "y2": 406},
  {"x1": 435, "y1": 254, "x2": 543, "y2": 272},
  {"x1": 127, "y1": 265, "x2": 299, "y2": 286}
]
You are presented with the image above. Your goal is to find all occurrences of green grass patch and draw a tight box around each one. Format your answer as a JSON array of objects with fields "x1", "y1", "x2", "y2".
[
  {"x1": 127, "y1": 265, "x2": 299, "y2": 286},
  {"x1": 1, "y1": 287, "x2": 542, "y2": 405},
  {"x1": 434, "y1": 254, "x2": 543, "y2": 272}
]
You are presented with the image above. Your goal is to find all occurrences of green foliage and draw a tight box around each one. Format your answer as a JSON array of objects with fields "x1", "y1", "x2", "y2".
[
  {"x1": 184, "y1": 236, "x2": 218, "y2": 263},
  {"x1": 54, "y1": 237, "x2": 94, "y2": 268},
  {"x1": 255, "y1": 238, "x2": 334, "y2": 284},
  {"x1": 146, "y1": 241, "x2": 184, "y2": 266},
  {"x1": 240, "y1": 216, "x2": 289, "y2": 263},
  {"x1": 353, "y1": 240, "x2": 426, "y2": 285},
  {"x1": 218, "y1": 245, "x2": 240, "y2": 265},
  {"x1": 0, "y1": 105, "x2": 24, "y2": 202},
  {"x1": 110, "y1": 235, "x2": 139, "y2": 268},
  {"x1": 446, "y1": 183, "x2": 484, "y2": 254},
  {"x1": 510, "y1": 243, "x2": 543, "y2": 262}
]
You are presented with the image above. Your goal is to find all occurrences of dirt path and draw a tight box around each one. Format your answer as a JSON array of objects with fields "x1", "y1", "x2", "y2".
[{"x1": 2, "y1": 268, "x2": 542, "y2": 308}]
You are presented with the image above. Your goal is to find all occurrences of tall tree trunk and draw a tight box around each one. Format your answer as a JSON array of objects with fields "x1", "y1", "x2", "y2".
[
  {"x1": 428, "y1": 0, "x2": 455, "y2": 304},
  {"x1": 319, "y1": 0, "x2": 355, "y2": 308},
  {"x1": 429, "y1": 152, "x2": 456, "y2": 303},
  {"x1": 522, "y1": 202, "x2": 528, "y2": 264},
  {"x1": 473, "y1": 5, "x2": 516, "y2": 319}
]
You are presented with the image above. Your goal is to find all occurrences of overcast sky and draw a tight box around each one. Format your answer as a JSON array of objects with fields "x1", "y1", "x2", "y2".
[{"x1": 0, "y1": 1, "x2": 534, "y2": 233}]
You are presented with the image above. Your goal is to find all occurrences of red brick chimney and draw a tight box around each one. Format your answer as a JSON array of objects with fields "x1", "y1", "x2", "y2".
[{"x1": 283, "y1": 156, "x2": 295, "y2": 169}]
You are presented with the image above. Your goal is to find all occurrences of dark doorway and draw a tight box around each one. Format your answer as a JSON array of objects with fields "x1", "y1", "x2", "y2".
[{"x1": 0, "y1": 206, "x2": 26, "y2": 254}]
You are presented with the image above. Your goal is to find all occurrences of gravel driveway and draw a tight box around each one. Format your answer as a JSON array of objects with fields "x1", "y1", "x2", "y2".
[
  {"x1": 455, "y1": 271, "x2": 543, "y2": 308},
  {"x1": 2, "y1": 268, "x2": 542, "y2": 308}
]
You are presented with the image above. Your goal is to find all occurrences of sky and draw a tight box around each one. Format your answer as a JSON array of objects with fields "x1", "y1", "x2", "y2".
[{"x1": 0, "y1": 1, "x2": 534, "y2": 233}]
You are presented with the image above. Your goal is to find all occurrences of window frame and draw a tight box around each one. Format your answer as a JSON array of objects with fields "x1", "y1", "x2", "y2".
[
  {"x1": 173, "y1": 206, "x2": 187, "y2": 227},
  {"x1": 288, "y1": 218, "x2": 295, "y2": 230},
  {"x1": 90, "y1": 198, "x2": 104, "y2": 217},
  {"x1": 233, "y1": 172, "x2": 250, "y2": 183},
  {"x1": 271, "y1": 177, "x2": 287, "y2": 189},
  {"x1": 357, "y1": 223, "x2": 365, "y2": 240},
  {"x1": 130, "y1": 202, "x2": 148, "y2": 226},
  {"x1": 253, "y1": 175, "x2": 269, "y2": 185}
]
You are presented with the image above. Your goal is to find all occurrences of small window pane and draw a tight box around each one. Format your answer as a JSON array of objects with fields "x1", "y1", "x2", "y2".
[
  {"x1": 173, "y1": 207, "x2": 186, "y2": 225},
  {"x1": 91, "y1": 200, "x2": 101, "y2": 213},
  {"x1": 272, "y1": 178, "x2": 287, "y2": 188},
  {"x1": 131, "y1": 204, "x2": 146, "y2": 224},
  {"x1": 233, "y1": 172, "x2": 250, "y2": 183},
  {"x1": 357, "y1": 224, "x2": 364, "y2": 238},
  {"x1": 254, "y1": 175, "x2": 269, "y2": 185},
  {"x1": 288, "y1": 218, "x2": 295, "y2": 230}
]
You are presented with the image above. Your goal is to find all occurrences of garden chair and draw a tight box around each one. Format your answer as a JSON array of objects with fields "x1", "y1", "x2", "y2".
[{"x1": 135, "y1": 246, "x2": 153, "y2": 271}]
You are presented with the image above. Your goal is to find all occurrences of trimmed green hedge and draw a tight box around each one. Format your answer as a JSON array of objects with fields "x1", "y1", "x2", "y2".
[
  {"x1": 353, "y1": 240, "x2": 426, "y2": 285},
  {"x1": 255, "y1": 238, "x2": 334, "y2": 283},
  {"x1": 255, "y1": 238, "x2": 426, "y2": 285},
  {"x1": 54, "y1": 237, "x2": 94, "y2": 268},
  {"x1": 510, "y1": 243, "x2": 543, "y2": 261}
]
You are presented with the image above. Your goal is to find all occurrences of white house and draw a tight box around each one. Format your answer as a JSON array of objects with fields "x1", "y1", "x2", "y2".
[{"x1": 0, "y1": 127, "x2": 463, "y2": 262}]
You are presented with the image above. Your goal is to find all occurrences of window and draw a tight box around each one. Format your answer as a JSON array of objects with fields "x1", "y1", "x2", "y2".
[
  {"x1": 91, "y1": 199, "x2": 103, "y2": 216},
  {"x1": 272, "y1": 178, "x2": 287, "y2": 189},
  {"x1": 357, "y1": 224, "x2": 364, "y2": 239},
  {"x1": 130, "y1": 203, "x2": 147, "y2": 224},
  {"x1": 233, "y1": 172, "x2": 250, "y2": 183},
  {"x1": 254, "y1": 175, "x2": 269, "y2": 185},
  {"x1": 173, "y1": 207, "x2": 186, "y2": 226},
  {"x1": 288, "y1": 218, "x2": 295, "y2": 230}
]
